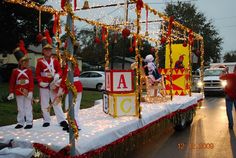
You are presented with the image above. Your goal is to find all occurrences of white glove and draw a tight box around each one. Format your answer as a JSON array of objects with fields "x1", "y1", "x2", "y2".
[
  {"x1": 27, "y1": 92, "x2": 33, "y2": 99},
  {"x1": 7, "y1": 93, "x2": 14, "y2": 100},
  {"x1": 57, "y1": 87, "x2": 64, "y2": 96},
  {"x1": 39, "y1": 82, "x2": 49, "y2": 88},
  {"x1": 50, "y1": 79, "x2": 61, "y2": 90},
  {"x1": 53, "y1": 74, "x2": 60, "y2": 82}
]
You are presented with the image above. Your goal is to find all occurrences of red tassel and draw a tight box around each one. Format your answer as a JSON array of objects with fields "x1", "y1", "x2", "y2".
[
  {"x1": 188, "y1": 30, "x2": 193, "y2": 46},
  {"x1": 53, "y1": 13, "x2": 59, "y2": 35},
  {"x1": 19, "y1": 40, "x2": 27, "y2": 55},
  {"x1": 44, "y1": 29, "x2": 52, "y2": 45},
  {"x1": 167, "y1": 16, "x2": 174, "y2": 37},
  {"x1": 150, "y1": 47, "x2": 155, "y2": 53},
  {"x1": 61, "y1": 0, "x2": 66, "y2": 10},
  {"x1": 122, "y1": 28, "x2": 130, "y2": 38},
  {"x1": 64, "y1": 40, "x2": 68, "y2": 49},
  {"x1": 136, "y1": 0, "x2": 143, "y2": 12},
  {"x1": 101, "y1": 27, "x2": 107, "y2": 42},
  {"x1": 145, "y1": 5, "x2": 148, "y2": 35},
  {"x1": 36, "y1": 33, "x2": 43, "y2": 43},
  {"x1": 160, "y1": 36, "x2": 166, "y2": 45},
  {"x1": 94, "y1": 37, "x2": 101, "y2": 44},
  {"x1": 129, "y1": 47, "x2": 133, "y2": 53},
  {"x1": 183, "y1": 40, "x2": 187, "y2": 47},
  {"x1": 74, "y1": 0, "x2": 77, "y2": 11},
  {"x1": 132, "y1": 35, "x2": 136, "y2": 47}
]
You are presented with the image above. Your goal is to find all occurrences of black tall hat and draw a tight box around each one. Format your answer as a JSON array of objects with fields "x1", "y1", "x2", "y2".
[{"x1": 13, "y1": 40, "x2": 29, "y2": 62}]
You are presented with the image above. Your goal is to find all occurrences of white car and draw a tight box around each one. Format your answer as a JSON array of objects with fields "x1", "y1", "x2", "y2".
[{"x1": 79, "y1": 71, "x2": 105, "y2": 91}]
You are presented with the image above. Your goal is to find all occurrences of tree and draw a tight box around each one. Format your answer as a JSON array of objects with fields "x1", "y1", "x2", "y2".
[
  {"x1": 0, "y1": 0, "x2": 53, "y2": 54},
  {"x1": 223, "y1": 50, "x2": 236, "y2": 62},
  {"x1": 163, "y1": 2, "x2": 223, "y2": 65}
]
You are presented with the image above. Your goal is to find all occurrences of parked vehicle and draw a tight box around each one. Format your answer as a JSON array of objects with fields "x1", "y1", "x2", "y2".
[{"x1": 79, "y1": 71, "x2": 105, "y2": 91}]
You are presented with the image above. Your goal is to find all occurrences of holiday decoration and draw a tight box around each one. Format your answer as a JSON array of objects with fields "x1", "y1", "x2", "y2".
[{"x1": 122, "y1": 28, "x2": 131, "y2": 38}]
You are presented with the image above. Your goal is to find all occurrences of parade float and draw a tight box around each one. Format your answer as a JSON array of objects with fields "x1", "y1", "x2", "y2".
[{"x1": 0, "y1": 0, "x2": 204, "y2": 157}]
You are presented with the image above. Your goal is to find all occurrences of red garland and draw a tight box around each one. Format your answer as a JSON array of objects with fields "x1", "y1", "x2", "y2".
[
  {"x1": 32, "y1": 101, "x2": 202, "y2": 158},
  {"x1": 33, "y1": 143, "x2": 71, "y2": 158},
  {"x1": 77, "y1": 102, "x2": 201, "y2": 158}
]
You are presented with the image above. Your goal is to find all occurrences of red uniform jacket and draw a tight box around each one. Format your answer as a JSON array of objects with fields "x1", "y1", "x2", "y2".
[
  {"x1": 9, "y1": 68, "x2": 34, "y2": 96},
  {"x1": 220, "y1": 73, "x2": 236, "y2": 100},
  {"x1": 36, "y1": 57, "x2": 62, "y2": 88},
  {"x1": 61, "y1": 64, "x2": 83, "y2": 93}
]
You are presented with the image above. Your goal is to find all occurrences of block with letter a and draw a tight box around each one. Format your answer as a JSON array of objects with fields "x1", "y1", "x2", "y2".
[{"x1": 105, "y1": 70, "x2": 134, "y2": 93}]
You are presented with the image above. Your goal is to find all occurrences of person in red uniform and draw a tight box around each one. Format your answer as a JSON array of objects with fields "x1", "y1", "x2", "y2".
[
  {"x1": 36, "y1": 30, "x2": 68, "y2": 131},
  {"x1": 220, "y1": 65, "x2": 236, "y2": 129},
  {"x1": 7, "y1": 40, "x2": 34, "y2": 129},
  {"x1": 58, "y1": 60, "x2": 83, "y2": 130}
]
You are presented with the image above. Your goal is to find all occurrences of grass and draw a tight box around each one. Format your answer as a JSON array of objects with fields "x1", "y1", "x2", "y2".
[{"x1": 0, "y1": 83, "x2": 103, "y2": 126}]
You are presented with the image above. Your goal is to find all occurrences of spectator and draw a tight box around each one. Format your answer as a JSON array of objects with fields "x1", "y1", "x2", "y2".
[{"x1": 220, "y1": 65, "x2": 236, "y2": 129}]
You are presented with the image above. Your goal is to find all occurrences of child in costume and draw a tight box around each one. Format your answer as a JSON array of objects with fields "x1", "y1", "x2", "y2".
[
  {"x1": 35, "y1": 30, "x2": 68, "y2": 131},
  {"x1": 7, "y1": 40, "x2": 34, "y2": 129},
  {"x1": 58, "y1": 52, "x2": 83, "y2": 130}
]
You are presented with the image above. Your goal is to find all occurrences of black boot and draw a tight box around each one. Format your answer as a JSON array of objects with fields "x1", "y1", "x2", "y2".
[
  {"x1": 15, "y1": 124, "x2": 23, "y2": 129},
  {"x1": 42, "y1": 122, "x2": 50, "y2": 127},
  {"x1": 60, "y1": 121, "x2": 69, "y2": 132},
  {"x1": 24, "y1": 125, "x2": 33, "y2": 129}
]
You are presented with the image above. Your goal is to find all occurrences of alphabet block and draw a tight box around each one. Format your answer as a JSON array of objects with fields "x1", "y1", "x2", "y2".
[
  {"x1": 105, "y1": 70, "x2": 134, "y2": 93},
  {"x1": 107, "y1": 92, "x2": 138, "y2": 117}
]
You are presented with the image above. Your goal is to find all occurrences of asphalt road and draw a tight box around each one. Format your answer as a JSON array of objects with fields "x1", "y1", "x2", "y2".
[{"x1": 128, "y1": 96, "x2": 236, "y2": 158}]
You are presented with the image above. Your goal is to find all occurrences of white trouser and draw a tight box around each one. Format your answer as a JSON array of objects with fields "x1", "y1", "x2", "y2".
[
  {"x1": 40, "y1": 88, "x2": 66, "y2": 124},
  {"x1": 65, "y1": 92, "x2": 82, "y2": 127},
  {"x1": 16, "y1": 95, "x2": 33, "y2": 126}
]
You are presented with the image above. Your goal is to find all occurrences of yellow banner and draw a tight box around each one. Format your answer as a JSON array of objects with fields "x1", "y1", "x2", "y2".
[{"x1": 165, "y1": 44, "x2": 190, "y2": 68}]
